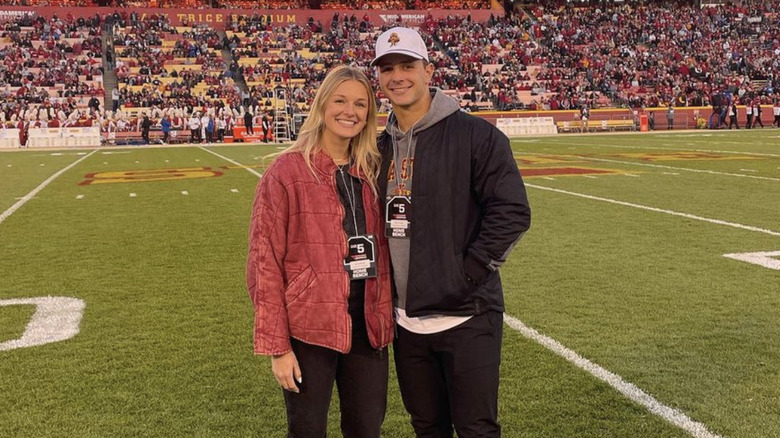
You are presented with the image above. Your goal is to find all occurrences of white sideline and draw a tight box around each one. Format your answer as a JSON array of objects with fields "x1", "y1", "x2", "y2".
[
  {"x1": 526, "y1": 184, "x2": 780, "y2": 237},
  {"x1": 0, "y1": 150, "x2": 97, "y2": 226},
  {"x1": 503, "y1": 314, "x2": 723, "y2": 438},
  {"x1": 198, "y1": 146, "x2": 263, "y2": 178}
]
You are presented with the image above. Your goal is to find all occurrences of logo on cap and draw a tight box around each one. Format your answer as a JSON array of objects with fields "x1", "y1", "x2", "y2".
[{"x1": 388, "y1": 32, "x2": 400, "y2": 47}]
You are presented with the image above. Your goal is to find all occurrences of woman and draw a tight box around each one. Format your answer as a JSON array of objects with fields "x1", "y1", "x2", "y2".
[{"x1": 247, "y1": 66, "x2": 393, "y2": 438}]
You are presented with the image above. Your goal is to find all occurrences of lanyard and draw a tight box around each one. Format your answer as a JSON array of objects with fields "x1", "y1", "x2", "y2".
[{"x1": 338, "y1": 164, "x2": 360, "y2": 237}]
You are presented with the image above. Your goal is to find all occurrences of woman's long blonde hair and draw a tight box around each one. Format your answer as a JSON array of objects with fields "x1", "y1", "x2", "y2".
[{"x1": 284, "y1": 65, "x2": 380, "y2": 194}]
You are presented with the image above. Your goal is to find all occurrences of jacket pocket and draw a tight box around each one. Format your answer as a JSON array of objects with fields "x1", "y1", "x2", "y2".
[
  {"x1": 284, "y1": 265, "x2": 316, "y2": 304},
  {"x1": 455, "y1": 252, "x2": 475, "y2": 290}
]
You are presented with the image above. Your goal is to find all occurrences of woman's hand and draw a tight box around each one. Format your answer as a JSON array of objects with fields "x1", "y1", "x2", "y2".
[{"x1": 272, "y1": 351, "x2": 302, "y2": 393}]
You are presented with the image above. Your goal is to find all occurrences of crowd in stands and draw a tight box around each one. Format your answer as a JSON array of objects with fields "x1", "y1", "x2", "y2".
[
  {"x1": 110, "y1": 13, "x2": 242, "y2": 131},
  {"x1": 0, "y1": 13, "x2": 105, "y2": 132},
  {"x1": 1, "y1": 0, "x2": 779, "y2": 145},
  {"x1": 516, "y1": 0, "x2": 780, "y2": 110}
]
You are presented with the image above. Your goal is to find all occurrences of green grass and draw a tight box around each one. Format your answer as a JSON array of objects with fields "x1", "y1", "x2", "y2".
[{"x1": 1, "y1": 129, "x2": 779, "y2": 437}]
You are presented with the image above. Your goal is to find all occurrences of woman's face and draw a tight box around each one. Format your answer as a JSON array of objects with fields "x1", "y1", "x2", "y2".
[{"x1": 321, "y1": 79, "x2": 369, "y2": 148}]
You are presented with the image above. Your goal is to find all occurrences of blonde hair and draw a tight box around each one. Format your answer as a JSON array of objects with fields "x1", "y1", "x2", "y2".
[{"x1": 284, "y1": 65, "x2": 380, "y2": 194}]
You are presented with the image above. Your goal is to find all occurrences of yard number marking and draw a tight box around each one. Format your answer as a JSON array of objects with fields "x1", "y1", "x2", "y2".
[
  {"x1": 0, "y1": 297, "x2": 86, "y2": 352},
  {"x1": 723, "y1": 251, "x2": 780, "y2": 270}
]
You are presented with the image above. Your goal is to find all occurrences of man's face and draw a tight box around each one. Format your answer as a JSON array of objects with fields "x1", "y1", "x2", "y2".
[{"x1": 376, "y1": 54, "x2": 434, "y2": 110}]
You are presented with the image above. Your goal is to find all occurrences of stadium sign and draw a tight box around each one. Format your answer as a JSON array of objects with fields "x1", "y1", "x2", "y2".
[{"x1": 0, "y1": 9, "x2": 35, "y2": 21}]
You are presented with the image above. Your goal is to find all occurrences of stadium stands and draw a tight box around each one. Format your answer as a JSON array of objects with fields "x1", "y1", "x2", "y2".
[{"x1": 0, "y1": 0, "x2": 777, "y2": 145}]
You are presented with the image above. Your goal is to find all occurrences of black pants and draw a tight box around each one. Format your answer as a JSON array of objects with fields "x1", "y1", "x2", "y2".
[
  {"x1": 283, "y1": 335, "x2": 388, "y2": 438},
  {"x1": 728, "y1": 116, "x2": 739, "y2": 129},
  {"x1": 394, "y1": 311, "x2": 503, "y2": 438}
]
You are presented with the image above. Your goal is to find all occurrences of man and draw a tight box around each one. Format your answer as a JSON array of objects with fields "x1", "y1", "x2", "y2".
[
  {"x1": 188, "y1": 112, "x2": 201, "y2": 143},
  {"x1": 372, "y1": 27, "x2": 531, "y2": 437},
  {"x1": 261, "y1": 113, "x2": 271, "y2": 143},
  {"x1": 580, "y1": 104, "x2": 590, "y2": 133},
  {"x1": 666, "y1": 104, "x2": 675, "y2": 130},
  {"x1": 243, "y1": 109, "x2": 254, "y2": 136},
  {"x1": 140, "y1": 113, "x2": 152, "y2": 144},
  {"x1": 112, "y1": 87, "x2": 120, "y2": 112},
  {"x1": 752, "y1": 98, "x2": 764, "y2": 129},
  {"x1": 728, "y1": 101, "x2": 739, "y2": 129}
]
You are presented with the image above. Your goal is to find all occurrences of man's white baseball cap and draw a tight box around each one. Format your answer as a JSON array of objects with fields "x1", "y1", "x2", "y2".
[{"x1": 371, "y1": 26, "x2": 429, "y2": 67}]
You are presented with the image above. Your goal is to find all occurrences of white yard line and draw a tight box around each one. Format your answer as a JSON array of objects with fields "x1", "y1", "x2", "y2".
[
  {"x1": 0, "y1": 150, "x2": 97, "y2": 226},
  {"x1": 571, "y1": 156, "x2": 780, "y2": 182},
  {"x1": 526, "y1": 183, "x2": 780, "y2": 237},
  {"x1": 503, "y1": 314, "x2": 723, "y2": 438},
  {"x1": 539, "y1": 139, "x2": 780, "y2": 158},
  {"x1": 198, "y1": 146, "x2": 263, "y2": 178}
]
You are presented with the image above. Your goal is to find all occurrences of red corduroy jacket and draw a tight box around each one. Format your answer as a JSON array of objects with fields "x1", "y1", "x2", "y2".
[{"x1": 247, "y1": 150, "x2": 393, "y2": 355}]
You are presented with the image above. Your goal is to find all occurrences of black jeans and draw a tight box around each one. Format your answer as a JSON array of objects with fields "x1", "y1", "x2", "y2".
[
  {"x1": 394, "y1": 311, "x2": 503, "y2": 438},
  {"x1": 283, "y1": 334, "x2": 388, "y2": 438}
]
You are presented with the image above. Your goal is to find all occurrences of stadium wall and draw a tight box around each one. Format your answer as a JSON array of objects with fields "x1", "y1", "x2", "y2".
[
  {"x1": 378, "y1": 106, "x2": 771, "y2": 131},
  {"x1": 0, "y1": 7, "x2": 494, "y2": 28}
]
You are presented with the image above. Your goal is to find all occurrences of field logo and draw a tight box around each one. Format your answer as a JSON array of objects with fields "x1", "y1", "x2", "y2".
[
  {"x1": 606, "y1": 152, "x2": 759, "y2": 161},
  {"x1": 0, "y1": 297, "x2": 85, "y2": 352},
  {"x1": 515, "y1": 155, "x2": 584, "y2": 165},
  {"x1": 78, "y1": 164, "x2": 269, "y2": 185},
  {"x1": 520, "y1": 167, "x2": 634, "y2": 178},
  {"x1": 79, "y1": 167, "x2": 224, "y2": 185}
]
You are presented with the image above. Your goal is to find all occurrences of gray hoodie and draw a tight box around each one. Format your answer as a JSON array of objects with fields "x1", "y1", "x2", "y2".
[{"x1": 385, "y1": 88, "x2": 461, "y2": 309}]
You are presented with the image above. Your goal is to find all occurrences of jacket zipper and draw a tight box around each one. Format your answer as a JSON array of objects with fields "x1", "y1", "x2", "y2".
[
  {"x1": 370, "y1": 197, "x2": 387, "y2": 354},
  {"x1": 333, "y1": 169, "x2": 352, "y2": 347}
]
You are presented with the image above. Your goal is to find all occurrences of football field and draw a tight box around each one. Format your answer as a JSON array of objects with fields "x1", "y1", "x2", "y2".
[{"x1": 1, "y1": 129, "x2": 779, "y2": 437}]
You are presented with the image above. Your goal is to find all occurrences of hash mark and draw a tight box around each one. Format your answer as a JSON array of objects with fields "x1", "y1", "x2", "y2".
[
  {"x1": 129, "y1": 193, "x2": 137, "y2": 198},
  {"x1": 76, "y1": 195, "x2": 84, "y2": 200}
]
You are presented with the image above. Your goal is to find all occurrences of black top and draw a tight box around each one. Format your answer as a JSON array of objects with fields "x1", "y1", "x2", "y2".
[{"x1": 335, "y1": 164, "x2": 368, "y2": 337}]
